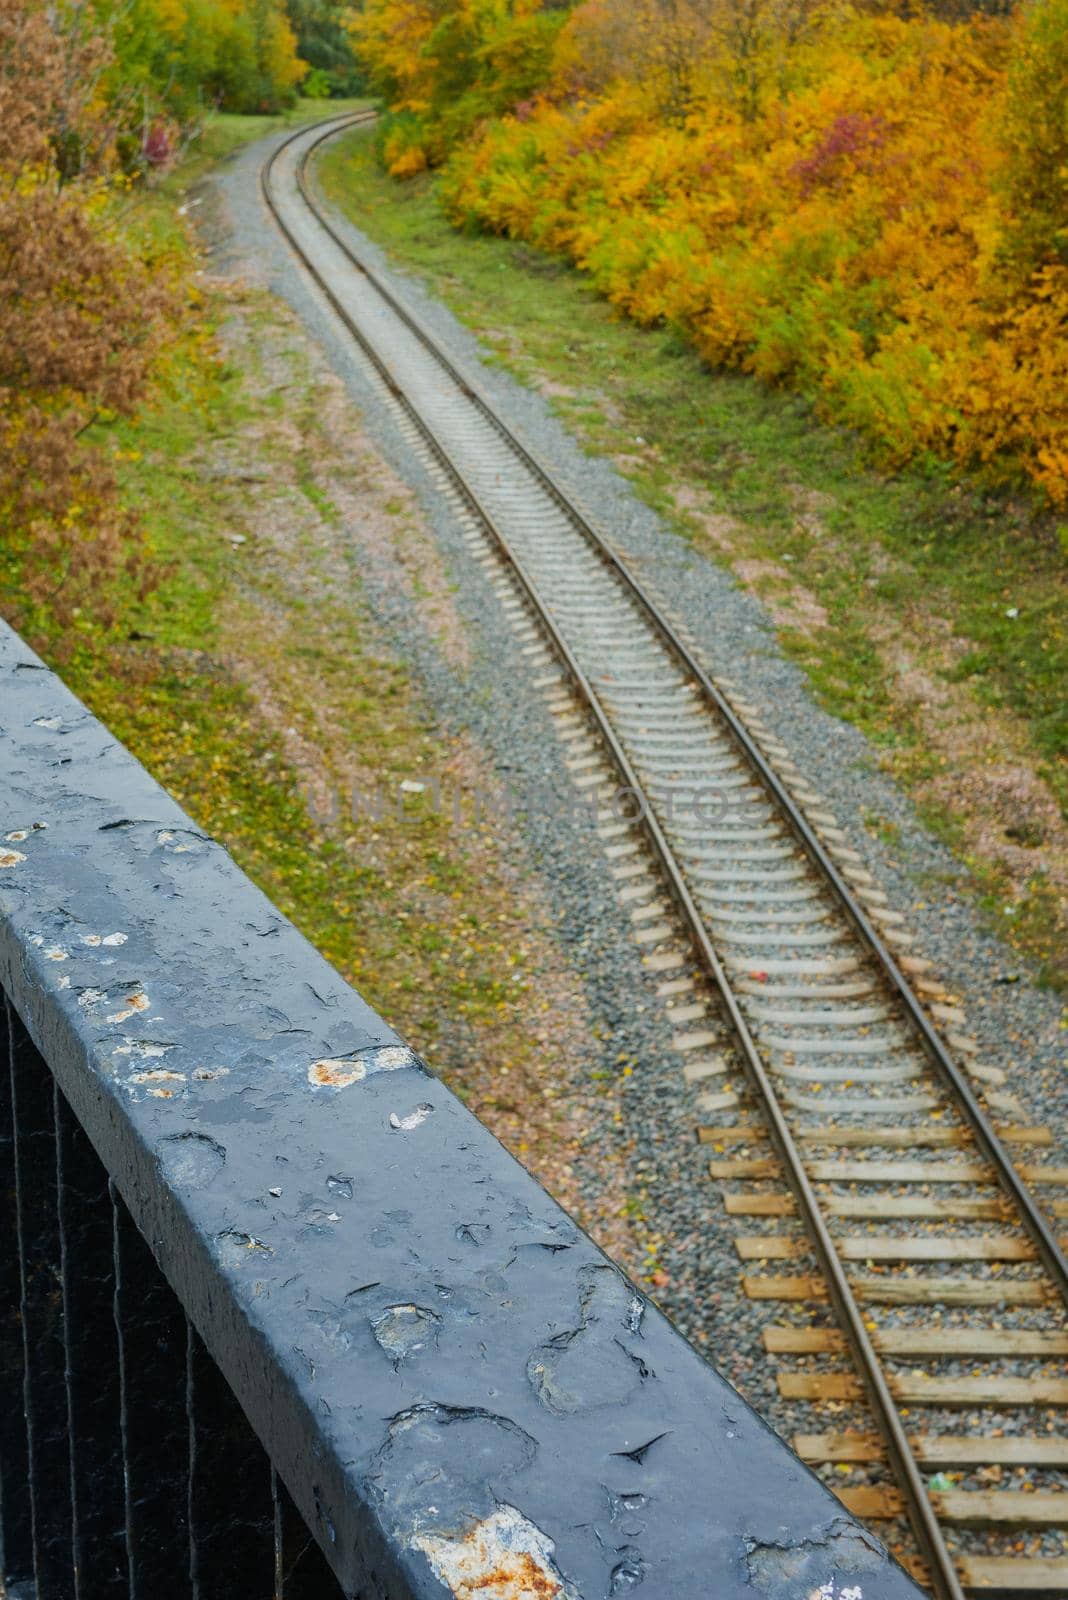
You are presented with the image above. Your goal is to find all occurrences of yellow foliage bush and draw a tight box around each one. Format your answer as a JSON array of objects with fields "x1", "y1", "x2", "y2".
[{"x1": 356, "y1": 0, "x2": 1068, "y2": 504}]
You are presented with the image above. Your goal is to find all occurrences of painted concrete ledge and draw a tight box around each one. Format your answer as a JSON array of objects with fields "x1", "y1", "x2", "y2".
[{"x1": 0, "y1": 619, "x2": 923, "y2": 1600}]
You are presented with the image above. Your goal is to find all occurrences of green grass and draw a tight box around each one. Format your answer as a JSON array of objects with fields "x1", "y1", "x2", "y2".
[
  {"x1": 180, "y1": 97, "x2": 372, "y2": 185},
  {"x1": 316, "y1": 125, "x2": 1068, "y2": 985},
  {"x1": 118, "y1": 98, "x2": 372, "y2": 262},
  {"x1": 87, "y1": 325, "x2": 524, "y2": 1045}
]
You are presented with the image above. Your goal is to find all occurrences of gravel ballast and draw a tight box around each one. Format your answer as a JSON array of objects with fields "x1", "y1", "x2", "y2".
[{"x1": 202, "y1": 124, "x2": 1068, "y2": 1497}]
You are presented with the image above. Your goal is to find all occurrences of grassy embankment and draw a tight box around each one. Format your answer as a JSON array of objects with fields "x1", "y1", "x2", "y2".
[
  {"x1": 18, "y1": 106, "x2": 611, "y2": 1211},
  {"x1": 317, "y1": 125, "x2": 1068, "y2": 992}
]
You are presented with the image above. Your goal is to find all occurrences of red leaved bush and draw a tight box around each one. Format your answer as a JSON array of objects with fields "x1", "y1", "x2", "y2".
[
  {"x1": 0, "y1": 0, "x2": 171, "y2": 652},
  {"x1": 790, "y1": 113, "x2": 887, "y2": 194}
]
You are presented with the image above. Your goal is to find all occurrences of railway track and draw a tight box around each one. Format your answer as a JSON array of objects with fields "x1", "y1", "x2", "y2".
[{"x1": 262, "y1": 112, "x2": 1068, "y2": 1596}]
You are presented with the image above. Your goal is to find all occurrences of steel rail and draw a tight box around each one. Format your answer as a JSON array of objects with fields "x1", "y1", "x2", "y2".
[
  {"x1": 262, "y1": 114, "x2": 1065, "y2": 1599},
  {"x1": 263, "y1": 115, "x2": 960, "y2": 1596},
  {"x1": 289, "y1": 116, "x2": 1068, "y2": 1313}
]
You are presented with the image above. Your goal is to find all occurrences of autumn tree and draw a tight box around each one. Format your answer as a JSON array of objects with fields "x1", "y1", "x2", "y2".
[
  {"x1": 560, "y1": 0, "x2": 831, "y2": 119},
  {"x1": 287, "y1": 0, "x2": 366, "y2": 95},
  {"x1": 0, "y1": 0, "x2": 168, "y2": 648},
  {"x1": 109, "y1": 0, "x2": 307, "y2": 120},
  {"x1": 353, "y1": 0, "x2": 567, "y2": 168},
  {"x1": 998, "y1": 0, "x2": 1068, "y2": 279}
]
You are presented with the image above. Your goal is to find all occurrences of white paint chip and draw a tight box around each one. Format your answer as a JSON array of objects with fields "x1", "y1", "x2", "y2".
[
  {"x1": 389, "y1": 1103, "x2": 433, "y2": 1131},
  {"x1": 374, "y1": 1046, "x2": 413, "y2": 1070}
]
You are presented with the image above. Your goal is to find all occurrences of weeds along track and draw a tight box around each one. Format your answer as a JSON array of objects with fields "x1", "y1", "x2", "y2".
[{"x1": 263, "y1": 114, "x2": 1068, "y2": 1598}]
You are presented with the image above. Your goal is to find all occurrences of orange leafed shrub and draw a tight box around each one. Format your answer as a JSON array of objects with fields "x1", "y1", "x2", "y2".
[{"x1": 357, "y1": 0, "x2": 1068, "y2": 504}]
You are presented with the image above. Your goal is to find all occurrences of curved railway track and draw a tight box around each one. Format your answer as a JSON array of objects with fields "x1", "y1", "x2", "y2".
[{"x1": 263, "y1": 112, "x2": 1068, "y2": 1597}]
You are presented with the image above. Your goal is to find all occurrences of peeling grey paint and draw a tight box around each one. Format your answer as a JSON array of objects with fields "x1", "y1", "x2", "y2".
[
  {"x1": 156, "y1": 1131, "x2": 227, "y2": 1188},
  {"x1": 371, "y1": 1303, "x2": 442, "y2": 1366},
  {"x1": 746, "y1": 1521, "x2": 885, "y2": 1600},
  {"x1": 0, "y1": 618, "x2": 926, "y2": 1600},
  {"x1": 527, "y1": 1267, "x2": 647, "y2": 1417}
]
